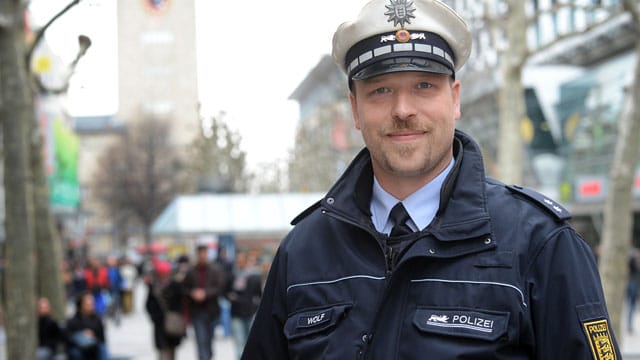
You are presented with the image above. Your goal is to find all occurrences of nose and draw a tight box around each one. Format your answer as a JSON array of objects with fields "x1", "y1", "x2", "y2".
[{"x1": 391, "y1": 90, "x2": 417, "y2": 121}]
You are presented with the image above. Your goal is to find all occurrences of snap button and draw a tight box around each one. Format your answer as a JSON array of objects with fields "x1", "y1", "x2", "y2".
[
  {"x1": 326, "y1": 197, "x2": 335, "y2": 205},
  {"x1": 484, "y1": 238, "x2": 492, "y2": 245}
]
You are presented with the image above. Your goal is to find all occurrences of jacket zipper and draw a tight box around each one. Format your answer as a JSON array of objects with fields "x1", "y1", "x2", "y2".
[{"x1": 323, "y1": 209, "x2": 411, "y2": 360}]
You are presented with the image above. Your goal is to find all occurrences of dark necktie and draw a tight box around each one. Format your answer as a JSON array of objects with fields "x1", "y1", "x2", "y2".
[{"x1": 389, "y1": 202, "x2": 413, "y2": 237}]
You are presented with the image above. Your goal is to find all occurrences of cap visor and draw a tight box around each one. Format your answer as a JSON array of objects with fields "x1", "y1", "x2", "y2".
[{"x1": 351, "y1": 57, "x2": 452, "y2": 81}]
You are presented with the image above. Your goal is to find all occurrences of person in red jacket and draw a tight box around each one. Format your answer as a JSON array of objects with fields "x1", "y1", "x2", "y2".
[{"x1": 84, "y1": 258, "x2": 110, "y2": 316}]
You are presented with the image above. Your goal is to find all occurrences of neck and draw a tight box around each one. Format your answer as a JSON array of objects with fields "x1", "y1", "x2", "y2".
[{"x1": 373, "y1": 156, "x2": 452, "y2": 200}]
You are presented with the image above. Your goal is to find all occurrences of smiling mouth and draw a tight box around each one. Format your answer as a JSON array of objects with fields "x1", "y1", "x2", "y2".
[{"x1": 388, "y1": 130, "x2": 426, "y2": 141}]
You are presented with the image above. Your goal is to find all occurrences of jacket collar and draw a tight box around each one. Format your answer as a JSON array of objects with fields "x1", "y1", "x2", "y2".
[{"x1": 322, "y1": 130, "x2": 491, "y2": 242}]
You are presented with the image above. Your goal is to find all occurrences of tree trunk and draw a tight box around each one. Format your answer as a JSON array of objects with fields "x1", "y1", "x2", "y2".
[
  {"x1": 30, "y1": 98, "x2": 66, "y2": 320},
  {"x1": 599, "y1": 0, "x2": 640, "y2": 337},
  {"x1": 0, "y1": 1, "x2": 38, "y2": 357},
  {"x1": 497, "y1": 0, "x2": 528, "y2": 185}
]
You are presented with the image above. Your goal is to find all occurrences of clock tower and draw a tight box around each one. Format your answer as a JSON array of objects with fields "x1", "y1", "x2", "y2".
[{"x1": 117, "y1": 0, "x2": 199, "y2": 146}]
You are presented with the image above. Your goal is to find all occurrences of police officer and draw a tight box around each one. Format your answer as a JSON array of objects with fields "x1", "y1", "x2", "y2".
[{"x1": 242, "y1": 0, "x2": 621, "y2": 358}]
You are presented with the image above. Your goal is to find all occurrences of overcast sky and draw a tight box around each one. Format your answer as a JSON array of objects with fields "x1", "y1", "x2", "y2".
[{"x1": 29, "y1": 0, "x2": 368, "y2": 170}]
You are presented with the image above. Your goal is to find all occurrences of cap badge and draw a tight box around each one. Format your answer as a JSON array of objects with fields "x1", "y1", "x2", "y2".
[{"x1": 385, "y1": 0, "x2": 416, "y2": 28}]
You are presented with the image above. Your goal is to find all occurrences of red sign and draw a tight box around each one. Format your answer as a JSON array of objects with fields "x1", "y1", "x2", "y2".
[{"x1": 579, "y1": 180, "x2": 603, "y2": 197}]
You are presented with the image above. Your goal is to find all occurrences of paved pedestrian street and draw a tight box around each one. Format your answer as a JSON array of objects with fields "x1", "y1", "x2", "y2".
[{"x1": 107, "y1": 283, "x2": 236, "y2": 360}]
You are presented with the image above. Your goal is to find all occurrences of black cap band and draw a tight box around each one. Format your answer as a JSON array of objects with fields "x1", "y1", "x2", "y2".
[{"x1": 345, "y1": 30, "x2": 455, "y2": 81}]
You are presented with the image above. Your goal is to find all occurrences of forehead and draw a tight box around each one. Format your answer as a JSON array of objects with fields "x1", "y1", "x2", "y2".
[{"x1": 355, "y1": 71, "x2": 449, "y2": 87}]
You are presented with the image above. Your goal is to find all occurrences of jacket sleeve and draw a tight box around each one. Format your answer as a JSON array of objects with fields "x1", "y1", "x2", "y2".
[
  {"x1": 528, "y1": 227, "x2": 622, "y2": 359},
  {"x1": 242, "y1": 247, "x2": 289, "y2": 359},
  {"x1": 205, "y1": 263, "x2": 225, "y2": 299}
]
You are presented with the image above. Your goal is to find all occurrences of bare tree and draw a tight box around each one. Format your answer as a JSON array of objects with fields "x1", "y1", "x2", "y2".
[
  {"x1": 0, "y1": 1, "x2": 38, "y2": 356},
  {"x1": 28, "y1": 8, "x2": 89, "y2": 322},
  {"x1": 187, "y1": 114, "x2": 249, "y2": 193},
  {"x1": 251, "y1": 160, "x2": 288, "y2": 193},
  {"x1": 92, "y1": 117, "x2": 188, "y2": 245},
  {"x1": 288, "y1": 103, "x2": 361, "y2": 192},
  {"x1": 599, "y1": 0, "x2": 640, "y2": 336},
  {"x1": 1, "y1": 0, "x2": 87, "y2": 354},
  {"x1": 496, "y1": 0, "x2": 527, "y2": 185}
]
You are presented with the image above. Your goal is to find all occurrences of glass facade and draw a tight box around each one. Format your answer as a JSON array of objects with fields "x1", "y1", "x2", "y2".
[{"x1": 556, "y1": 51, "x2": 636, "y2": 202}]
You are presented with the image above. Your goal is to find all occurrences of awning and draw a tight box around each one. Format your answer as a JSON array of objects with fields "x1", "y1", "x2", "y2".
[{"x1": 151, "y1": 192, "x2": 325, "y2": 238}]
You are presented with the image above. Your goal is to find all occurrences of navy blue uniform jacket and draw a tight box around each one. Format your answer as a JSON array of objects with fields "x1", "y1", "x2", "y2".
[{"x1": 243, "y1": 130, "x2": 621, "y2": 359}]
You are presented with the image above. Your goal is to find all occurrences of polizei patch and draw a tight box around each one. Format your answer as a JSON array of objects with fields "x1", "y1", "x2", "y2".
[
  {"x1": 583, "y1": 319, "x2": 616, "y2": 360},
  {"x1": 413, "y1": 308, "x2": 509, "y2": 341}
]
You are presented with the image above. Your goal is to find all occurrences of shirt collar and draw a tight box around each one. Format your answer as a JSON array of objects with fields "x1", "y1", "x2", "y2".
[{"x1": 371, "y1": 158, "x2": 455, "y2": 234}]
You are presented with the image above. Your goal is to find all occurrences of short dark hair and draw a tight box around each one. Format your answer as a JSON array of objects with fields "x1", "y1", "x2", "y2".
[{"x1": 197, "y1": 245, "x2": 208, "y2": 252}]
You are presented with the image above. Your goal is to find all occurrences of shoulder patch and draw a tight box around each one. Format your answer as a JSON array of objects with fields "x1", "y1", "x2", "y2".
[
  {"x1": 291, "y1": 199, "x2": 323, "y2": 225},
  {"x1": 506, "y1": 185, "x2": 571, "y2": 221},
  {"x1": 583, "y1": 319, "x2": 617, "y2": 360}
]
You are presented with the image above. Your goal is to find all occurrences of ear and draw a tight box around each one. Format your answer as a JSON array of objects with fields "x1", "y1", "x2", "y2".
[
  {"x1": 452, "y1": 80, "x2": 461, "y2": 121},
  {"x1": 349, "y1": 92, "x2": 361, "y2": 130}
]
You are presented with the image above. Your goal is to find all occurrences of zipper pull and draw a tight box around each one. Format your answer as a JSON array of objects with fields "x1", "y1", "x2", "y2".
[{"x1": 385, "y1": 247, "x2": 395, "y2": 276}]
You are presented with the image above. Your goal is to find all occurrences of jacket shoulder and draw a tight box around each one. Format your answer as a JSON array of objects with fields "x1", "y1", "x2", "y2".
[
  {"x1": 504, "y1": 184, "x2": 572, "y2": 221},
  {"x1": 290, "y1": 199, "x2": 323, "y2": 225}
]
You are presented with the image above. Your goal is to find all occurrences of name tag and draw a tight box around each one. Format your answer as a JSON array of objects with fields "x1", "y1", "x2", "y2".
[
  {"x1": 298, "y1": 309, "x2": 333, "y2": 328},
  {"x1": 284, "y1": 304, "x2": 351, "y2": 340}
]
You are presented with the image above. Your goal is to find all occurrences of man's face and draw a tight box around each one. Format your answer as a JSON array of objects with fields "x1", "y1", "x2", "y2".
[
  {"x1": 350, "y1": 71, "x2": 460, "y2": 190},
  {"x1": 197, "y1": 248, "x2": 208, "y2": 264}
]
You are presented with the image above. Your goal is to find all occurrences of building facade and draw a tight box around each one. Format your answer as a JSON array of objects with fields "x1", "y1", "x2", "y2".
[{"x1": 73, "y1": 0, "x2": 201, "y2": 254}]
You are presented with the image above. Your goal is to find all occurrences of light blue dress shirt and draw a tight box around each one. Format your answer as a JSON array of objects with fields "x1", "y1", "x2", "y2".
[{"x1": 371, "y1": 158, "x2": 455, "y2": 235}]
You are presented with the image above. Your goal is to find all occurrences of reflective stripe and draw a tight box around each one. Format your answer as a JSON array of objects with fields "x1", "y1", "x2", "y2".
[
  {"x1": 410, "y1": 278, "x2": 528, "y2": 307},
  {"x1": 287, "y1": 275, "x2": 386, "y2": 293}
]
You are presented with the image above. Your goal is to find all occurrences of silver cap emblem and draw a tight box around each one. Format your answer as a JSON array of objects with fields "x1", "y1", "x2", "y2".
[{"x1": 385, "y1": 0, "x2": 416, "y2": 28}]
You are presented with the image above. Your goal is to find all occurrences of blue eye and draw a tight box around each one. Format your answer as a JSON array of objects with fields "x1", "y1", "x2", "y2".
[
  {"x1": 373, "y1": 87, "x2": 389, "y2": 94},
  {"x1": 418, "y1": 82, "x2": 433, "y2": 89}
]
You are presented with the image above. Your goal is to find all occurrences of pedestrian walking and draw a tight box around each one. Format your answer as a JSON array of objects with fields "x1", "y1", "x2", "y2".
[
  {"x1": 66, "y1": 291, "x2": 109, "y2": 360},
  {"x1": 184, "y1": 245, "x2": 225, "y2": 360},
  {"x1": 119, "y1": 257, "x2": 138, "y2": 315},
  {"x1": 226, "y1": 252, "x2": 262, "y2": 359},
  {"x1": 84, "y1": 258, "x2": 110, "y2": 317},
  {"x1": 242, "y1": 0, "x2": 621, "y2": 358},
  {"x1": 106, "y1": 256, "x2": 123, "y2": 324},
  {"x1": 145, "y1": 260, "x2": 186, "y2": 360},
  {"x1": 37, "y1": 297, "x2": 66, "y2": 360}
]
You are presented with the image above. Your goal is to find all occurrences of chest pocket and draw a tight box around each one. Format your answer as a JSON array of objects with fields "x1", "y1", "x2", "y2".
[
  {"x1": 413, "y1": 307, "x2": 510, "y2": 341},
  {"x1": 284, "y1": 303, "x2": 352, "y2": 341}
]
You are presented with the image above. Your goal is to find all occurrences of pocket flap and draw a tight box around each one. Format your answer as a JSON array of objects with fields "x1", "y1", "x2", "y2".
[
  {"x1": 413, "y1": 307, "x2": 509, "y2": 341},
  {"x1": 284, "y1": 303, "x2": 352, "y2": 340}
]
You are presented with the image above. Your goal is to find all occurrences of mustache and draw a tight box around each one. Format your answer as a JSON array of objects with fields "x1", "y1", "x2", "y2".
[{"x1": 383, "y1": 118, "x2": 429, "y2": 133}]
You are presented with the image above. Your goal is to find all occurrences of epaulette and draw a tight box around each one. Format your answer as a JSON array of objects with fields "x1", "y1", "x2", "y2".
[
  {"x1": 291, "y1": 199, "x2": 323, "y2": 225},
  {"x1": 506, "y1": 184, "x2": 572, "y2": 221}
]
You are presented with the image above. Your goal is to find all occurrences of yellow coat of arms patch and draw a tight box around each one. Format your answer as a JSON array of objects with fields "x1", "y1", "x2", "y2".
[{"x1": 583, "y1": 319, "x2": 616, "y2": 360}]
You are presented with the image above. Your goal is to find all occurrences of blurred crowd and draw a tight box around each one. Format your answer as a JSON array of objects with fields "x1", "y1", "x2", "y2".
[{"x1": 38, "y1": 245, "x2": 265, "y2": 360}]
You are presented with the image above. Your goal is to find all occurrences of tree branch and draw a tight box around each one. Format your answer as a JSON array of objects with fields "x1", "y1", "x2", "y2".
[
  {"x1": 526, "y1": 2, "x2": 623, "y2": 26},
  {"x1": 523, "y1": 13, "x2": 628, "y2": 59},
  {"x1": 622, "y1": 0, "x2": 640, "y2": 30}
]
